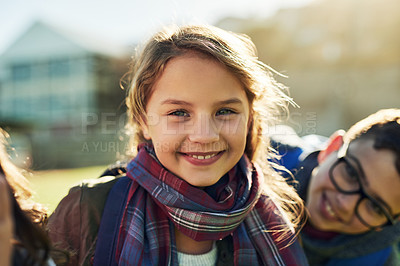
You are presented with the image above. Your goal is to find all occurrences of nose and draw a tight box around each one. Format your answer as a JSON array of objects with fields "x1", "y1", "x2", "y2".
[
  {"x1": 336, "y1": 192, "x2": 360, "y2": 220},
  {"x1": 187, "y1": 114, "x2": 219, "y2": 143}
]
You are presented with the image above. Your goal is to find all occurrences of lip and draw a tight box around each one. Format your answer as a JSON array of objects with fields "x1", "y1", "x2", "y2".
[
  {"x1": 180, "y1": 151, "x2": 224, "y2": 166},
  {"x1": 320, "y1": 193, "x2": 341, "y2": 222}
]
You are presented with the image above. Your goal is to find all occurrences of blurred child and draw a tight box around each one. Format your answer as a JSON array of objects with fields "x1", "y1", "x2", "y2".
[
  {"x1": 47, "y1": 24, "x2": 308, "y2": 265},
  {"x1": 0, "y1": 129, "x2": 55, "y2": 265},
  {"x1": 272, "y1": 109, "x2": 400, "y2": 265},
  {"x1": 0, "y1": 173, "x2": 13, "y2": 266}
]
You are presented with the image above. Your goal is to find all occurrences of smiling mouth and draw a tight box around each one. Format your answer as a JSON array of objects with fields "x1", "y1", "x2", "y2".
[
  {"x1": 179, "y1": 151, "x2": 224, "y2": 165},
  {"x1": 322, "y1": 193, "x2": 341, "y2": 221},
  {"x1": 326, "y1": 201, "x2": 337, "y2": 218}
]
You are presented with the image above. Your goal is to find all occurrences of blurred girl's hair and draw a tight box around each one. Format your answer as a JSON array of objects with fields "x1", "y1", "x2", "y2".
[{"x1": 0, "y1": 129, "x2": 52, "y2": 265}]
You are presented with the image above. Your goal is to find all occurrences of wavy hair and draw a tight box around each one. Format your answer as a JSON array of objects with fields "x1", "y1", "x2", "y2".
[{"x1": 0, "y1": 129, "x2": 51, "y2": 265}]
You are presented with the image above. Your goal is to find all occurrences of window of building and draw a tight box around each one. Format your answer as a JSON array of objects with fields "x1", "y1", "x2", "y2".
[
  {"x1": 12, "y1": 97, "x2": 31, "y2": 118},
  {"x1": 11, "y1": 64, "x2": 31, "y2": 81},
  {"x1": 49, "y1": 59, "x2": 70, "y2": 77}
]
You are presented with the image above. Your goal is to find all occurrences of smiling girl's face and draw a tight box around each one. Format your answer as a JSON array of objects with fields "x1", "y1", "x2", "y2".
[{"x1": 141, "y1": 53, "x2": 250, "y2": 187}]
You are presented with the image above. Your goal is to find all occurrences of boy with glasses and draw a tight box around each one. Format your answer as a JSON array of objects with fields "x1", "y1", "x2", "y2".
[{"x1": 272, "y1": 109, "x2": 400, "y2": 265}]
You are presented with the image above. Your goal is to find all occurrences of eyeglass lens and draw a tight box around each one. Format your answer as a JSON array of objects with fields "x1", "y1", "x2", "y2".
[{"x1": 330, "y1": 158, "x2": 391, "y2": 228}]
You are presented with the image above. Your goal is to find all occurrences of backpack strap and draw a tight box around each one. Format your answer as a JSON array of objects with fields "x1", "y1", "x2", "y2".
[{"x1": 93, "y1": 175, "x2": 131, "y2": 265}]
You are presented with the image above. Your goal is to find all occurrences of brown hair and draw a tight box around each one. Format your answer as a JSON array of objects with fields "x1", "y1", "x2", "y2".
[
  {"x1": 0, "y1": 129, "x2": 51, "y2": 265},
  {"x1": 344, "y1": 108, "x2": 400, "y2": 174},
  {"x1": 124, "y1": 24, "x2": 304, "y2": 236}
]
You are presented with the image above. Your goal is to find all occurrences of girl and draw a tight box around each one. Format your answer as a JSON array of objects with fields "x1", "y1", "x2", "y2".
[
  {"x1": 0, "y1": 129, "x2": 56, "y2": 265},
  {"x1": 48, "y1": 24, "x2": 308, "y2": 265}
]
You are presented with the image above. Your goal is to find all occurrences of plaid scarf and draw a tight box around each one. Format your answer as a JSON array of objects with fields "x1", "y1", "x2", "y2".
[{"x1": 116, "y1": 145, "x2": 307, "y2": 265}]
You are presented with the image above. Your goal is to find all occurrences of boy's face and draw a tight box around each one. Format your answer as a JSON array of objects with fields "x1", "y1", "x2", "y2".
[
  {"x1": 307, "y1": 138, "x2": 400, "y2": 234},
  {"x1": 141, "y1": 53, "x2": 250, "y2": 187}
]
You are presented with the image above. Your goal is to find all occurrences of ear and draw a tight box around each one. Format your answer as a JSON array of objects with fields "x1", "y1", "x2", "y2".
[
  {"x1": 139, "y1": 116, "x2": 151, "y2": 140},
  {"x1": 142, "y1": 125, "x2": 151, "y2": 140},
  {"x1": 247, "y1": 116, "x2": 253, "y2": 133},
  {"x1": 317, "y1": 130, "x2": 345, "y2": 163}
]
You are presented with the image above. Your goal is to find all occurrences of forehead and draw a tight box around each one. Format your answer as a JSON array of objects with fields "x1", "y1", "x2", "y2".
[
  {"x1": 149, "y1": 54, "x2": 247, "y2": 105},
  {"x1": 349, "y1": 139, "x2": 400, "y2": 214}
]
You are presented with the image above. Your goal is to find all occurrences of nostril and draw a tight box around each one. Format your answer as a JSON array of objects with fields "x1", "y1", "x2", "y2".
[{"x1": 187, "y1": 130, "x2": 220, "y2": 143}]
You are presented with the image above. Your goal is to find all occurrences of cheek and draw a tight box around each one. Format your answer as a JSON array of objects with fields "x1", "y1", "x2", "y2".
[
  {"x1": 222, "y1": 126, "x2": 247, "y2": 152},
  {"x1": 219, "y1": 117, "x2": 249, "y2": 137},
  {"x1": 146, "y1": 117, "x2": 184, "y2": 139},
  {"x1": 313, "y1": 159, "x2": 336, "y2": 187},
  {"x1": 309, "y1": 168, "x2": 328, "y2": 194},
  {"x1": 151, "y1": 134, "x2": 184, "y2": 152}
]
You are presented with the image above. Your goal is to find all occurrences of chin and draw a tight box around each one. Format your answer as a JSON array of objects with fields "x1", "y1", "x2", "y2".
[{"x1": 185, "y1": 178, "x2": 220, "y2": 188}]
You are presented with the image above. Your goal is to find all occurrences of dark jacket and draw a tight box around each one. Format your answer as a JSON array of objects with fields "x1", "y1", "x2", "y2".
[{"x1": 47, "y1": 173, "x2": 234, "y2": 266}]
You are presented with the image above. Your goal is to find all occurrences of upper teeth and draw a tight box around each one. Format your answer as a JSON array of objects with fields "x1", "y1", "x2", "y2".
[
  {"x1": 326, "y1": 201, "x2": 336, "y2": 217},
  {"x1": 190, "y1": 153, "x2": 217, "y2": 160}
]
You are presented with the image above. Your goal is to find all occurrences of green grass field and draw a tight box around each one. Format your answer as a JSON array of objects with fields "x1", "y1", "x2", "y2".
[{"x1": 28, "y1": 165, "x2": 107, "y2": 214}]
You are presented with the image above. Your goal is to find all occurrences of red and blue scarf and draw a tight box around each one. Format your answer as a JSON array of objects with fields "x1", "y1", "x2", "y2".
[{"x1": 116, "y1": 144, "x2": 307, "y2": 265}]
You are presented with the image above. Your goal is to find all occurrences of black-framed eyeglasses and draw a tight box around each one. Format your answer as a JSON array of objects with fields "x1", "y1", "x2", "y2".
[{"x1": 329, "y1": 142, "x2": 399, "y2": 230}]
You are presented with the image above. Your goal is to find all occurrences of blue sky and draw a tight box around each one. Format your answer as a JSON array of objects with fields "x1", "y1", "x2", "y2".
[{"x1": 0, "y1": 0, "x2": 314, "y2": 54}]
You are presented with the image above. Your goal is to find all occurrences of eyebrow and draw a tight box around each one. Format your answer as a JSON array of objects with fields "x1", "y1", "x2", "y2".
[
  {"x1": 160, "y1": 97, "x2": 245, "y2": 107},
  {"x1": 161, "y1": 99, "x2": 193, "y2": 106},
  {"x1": 217, "y1": 98, "x2": 244, "y2": 106}
]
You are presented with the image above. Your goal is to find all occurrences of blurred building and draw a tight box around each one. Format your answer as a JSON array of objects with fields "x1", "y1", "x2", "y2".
[
  {"x1": 218, "y1": 0, "x2": 400, "y2": 136},
  {"x1": 0, "y1": 21, "x2": 130, "y2": 169}
]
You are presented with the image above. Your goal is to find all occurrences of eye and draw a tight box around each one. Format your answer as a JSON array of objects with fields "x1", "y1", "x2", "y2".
[
  {"x1": 343, "y1": 160, "x2": 359, "y2": 184},
  {"x1": 168, "y1": 109, "x2": 189, "y2": 117},
  {"x1": 216, "y1": 108, "x2": 236, "y2": 116},
  {"x1": 366, "y1": 199, "x2": 386, "y2": 218}
]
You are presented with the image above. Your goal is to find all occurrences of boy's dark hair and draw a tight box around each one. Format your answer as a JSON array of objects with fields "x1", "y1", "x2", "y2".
[{"x1": 344, "y1": 108, "x2": 400, "y2": 174}]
